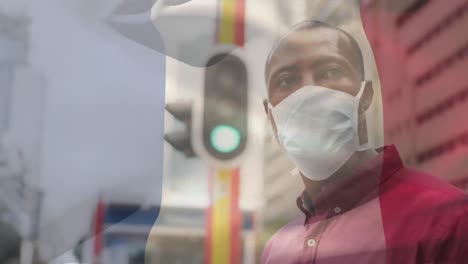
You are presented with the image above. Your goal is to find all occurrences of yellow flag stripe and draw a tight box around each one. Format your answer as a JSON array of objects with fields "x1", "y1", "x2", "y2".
[
  {"x1": 218, "y1": 0, "x2": 236, "y2": 44},
  {"x1": 212, "y1": 197, "x2": 231, "y2": 263},
  {"x1": 207, "y1": 167, "x2": 242, "y2": 264},
  {"x1": 211, "y1": 168, "x2": 232, "y2": 263}
]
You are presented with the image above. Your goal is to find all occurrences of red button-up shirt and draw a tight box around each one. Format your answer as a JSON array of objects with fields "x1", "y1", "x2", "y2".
[{"x1": 262, "y1": 145, "x2": 468, "y2": 263}]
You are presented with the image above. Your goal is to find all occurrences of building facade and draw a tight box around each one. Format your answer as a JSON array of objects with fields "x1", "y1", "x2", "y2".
[{"x1": 361, "y1": 0, "x2": 468, "y2": 187}]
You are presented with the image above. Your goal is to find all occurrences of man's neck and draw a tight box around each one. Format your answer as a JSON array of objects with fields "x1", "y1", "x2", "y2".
[{"x1": 300, "y1": 148, "x2": 379, "y2": 201}]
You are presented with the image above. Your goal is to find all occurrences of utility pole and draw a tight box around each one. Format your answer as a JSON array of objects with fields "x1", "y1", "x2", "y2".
[{"x1": 0, "y1": 11, "x2": 44, "y2": 264}]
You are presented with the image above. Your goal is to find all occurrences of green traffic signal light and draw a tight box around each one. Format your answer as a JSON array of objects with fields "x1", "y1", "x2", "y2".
[
  {"x1": 201, "y1": 53, "x2": 248, "y2": 161},
  {"x1": 210, "y1": 124, "x2": 241, "y2": 154}
]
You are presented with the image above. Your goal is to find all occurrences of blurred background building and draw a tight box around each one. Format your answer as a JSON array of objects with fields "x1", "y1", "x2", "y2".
[
  {"x1": 360, "y1": 0, "x2": 468, "y2": 187},
  {"x1": 0, "y1": 9, "x2": 46, "y2": 264},
  {"x1": 1, "y1": 0, "x2": 166, "y2": 262}
]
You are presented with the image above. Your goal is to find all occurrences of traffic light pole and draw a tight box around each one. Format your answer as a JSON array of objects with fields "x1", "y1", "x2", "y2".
[
  {"x1": 198, "y1": 0, "x2": 249, "y2": 263},
  {"x1": 205, "y1": 167, "x2": 241, "y2": 264}
]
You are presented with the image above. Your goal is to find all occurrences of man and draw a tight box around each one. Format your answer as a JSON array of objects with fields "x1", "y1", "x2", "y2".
[{"x1": 261, "y1": 20, "x2": 468, "y2": 264}]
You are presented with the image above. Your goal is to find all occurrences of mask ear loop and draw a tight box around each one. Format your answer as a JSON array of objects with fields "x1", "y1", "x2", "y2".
[
  {"x1": 356, "y1": 81, "x2": 371, "y2": 151},
  {"x1": 267, "y1": 101, "x2": 291, "y2": 154},
  {"x1": 267, "y1": 102, "x2": 274, "y2": 121},
  {"x1": 356, "y1": 81, "x2": 367, "y2": 99}
]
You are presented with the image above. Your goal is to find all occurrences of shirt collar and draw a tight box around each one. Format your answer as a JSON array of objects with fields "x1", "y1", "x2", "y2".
[{"x1": 296, "y1": 145, "x2": 403, "y2": 224}]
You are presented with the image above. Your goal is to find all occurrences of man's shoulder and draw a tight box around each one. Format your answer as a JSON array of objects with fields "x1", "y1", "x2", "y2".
[
  {"x1": 381, "y1": 166, "x2": 468, "y2": 222},
  {"x1": 398, "y1": 167, "x2": 456, "y2": 188},
  {"x1": 381, "y1": 167, "x2": 468, "y2": 262}
]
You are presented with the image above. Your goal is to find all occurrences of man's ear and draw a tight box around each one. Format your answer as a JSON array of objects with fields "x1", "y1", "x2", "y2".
[{"x1": 360, "y1": 81, "x2": 374, "y2": 111}]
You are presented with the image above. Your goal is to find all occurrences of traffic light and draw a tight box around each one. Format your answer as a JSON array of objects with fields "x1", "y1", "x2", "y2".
[
  {"x1": 164, "y1": 101, "x2": 195, "y2": 157},
  {"x1": 193, "y1": 52, "x2": 249, "y2": 165}
]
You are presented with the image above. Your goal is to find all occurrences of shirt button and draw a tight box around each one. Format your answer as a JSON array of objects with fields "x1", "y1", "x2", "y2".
[
  {"x1": 307, "y1": 239, "x2": 316, "y2": 247},
  {"x1": 334, "y1": 207, "x2": 341, "y2": 214}
]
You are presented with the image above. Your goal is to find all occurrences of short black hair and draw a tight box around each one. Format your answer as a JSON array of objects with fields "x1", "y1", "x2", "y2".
[{"x1": 265, "y1": 20, "x2": 365, "y2": 81}]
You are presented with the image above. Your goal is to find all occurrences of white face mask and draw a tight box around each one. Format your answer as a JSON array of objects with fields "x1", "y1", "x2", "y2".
[{"x1": 269, "y1": 82, "x2": 370, "y2": 181}]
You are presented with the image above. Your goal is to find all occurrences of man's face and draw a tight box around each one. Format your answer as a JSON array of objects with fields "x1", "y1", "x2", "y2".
[
  {"x1": 264, "y1": 26, "x2": 373, "y2": 136},
  {"x1": 266, "y1": 27, "x2": 363, "y2": 106}
]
